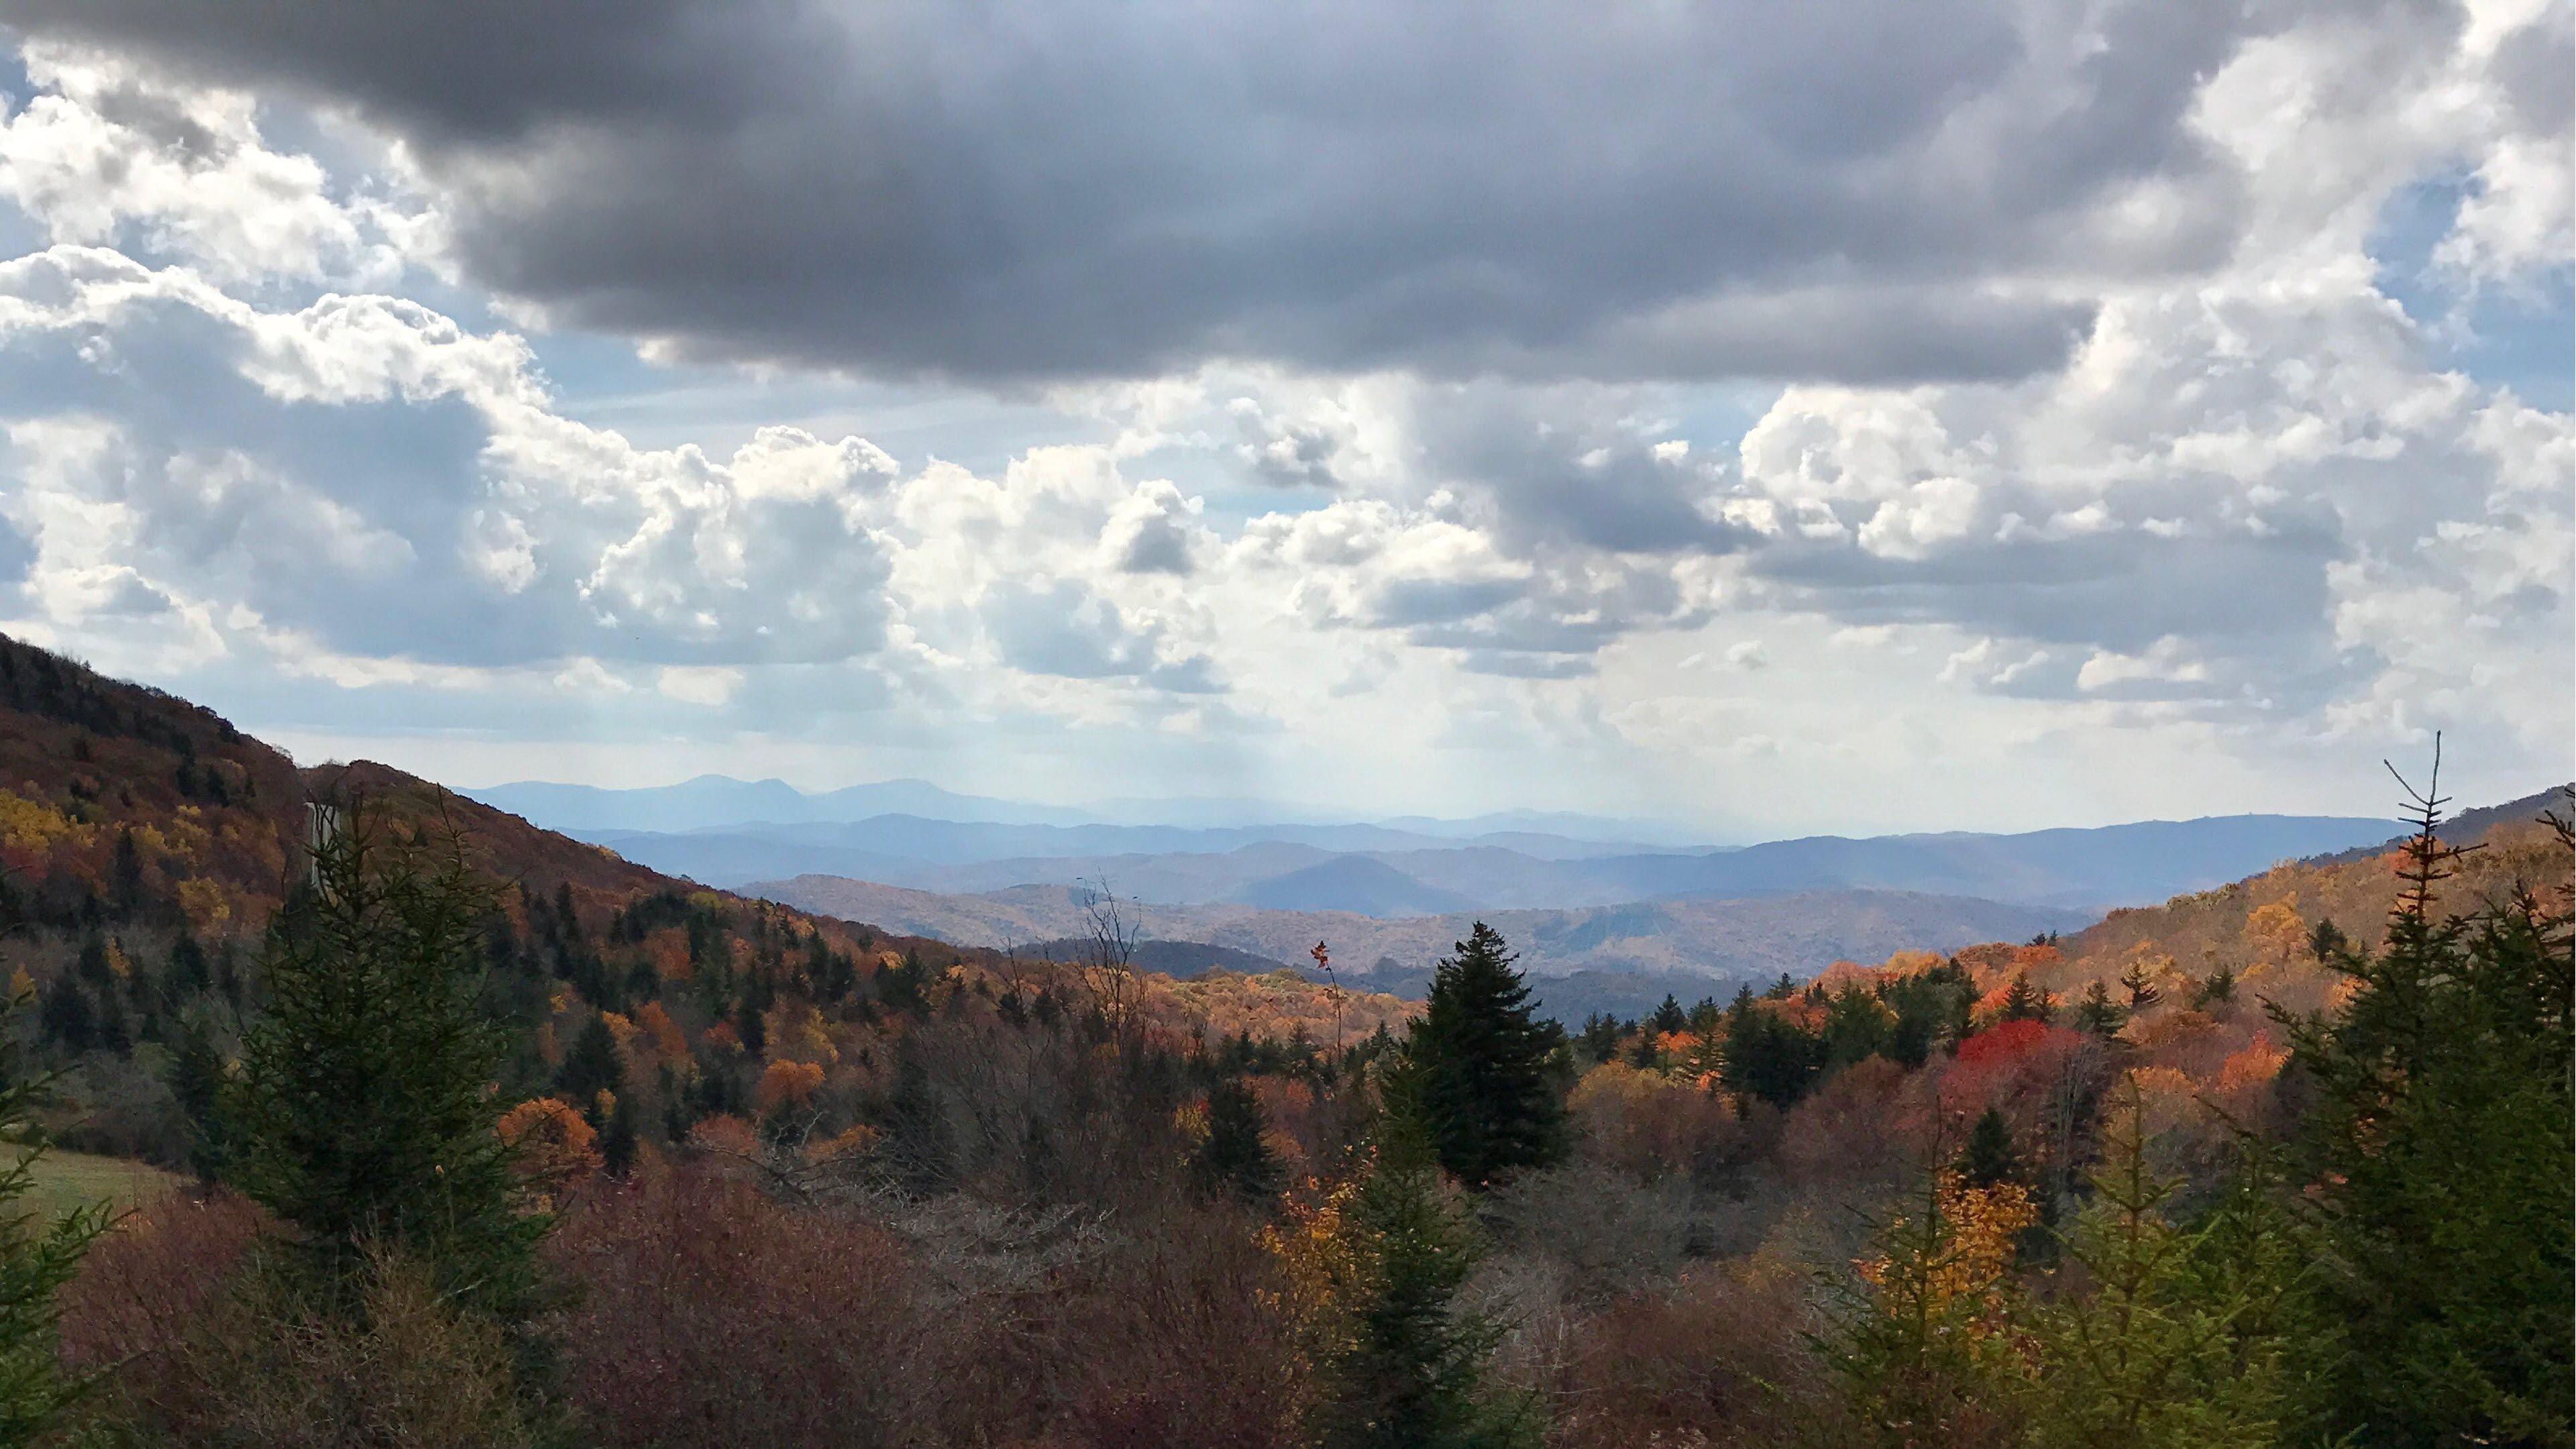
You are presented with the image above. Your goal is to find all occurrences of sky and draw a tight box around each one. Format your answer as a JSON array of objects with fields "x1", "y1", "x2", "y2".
[{"x1": 0, "y1": 1, "x2": 2566, "y2": 838}]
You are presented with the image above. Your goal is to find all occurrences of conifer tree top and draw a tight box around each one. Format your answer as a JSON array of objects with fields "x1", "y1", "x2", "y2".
[{"x1": 1403, "y1": 922, "x2": 1566, "y2": 1186}]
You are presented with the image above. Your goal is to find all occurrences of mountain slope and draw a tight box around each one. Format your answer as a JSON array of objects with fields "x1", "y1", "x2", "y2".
[
  {"x1": 751, "y1": 873, "x2": 2088, "y2": 987},
  {"x1": 1228, "y1": 856, "x2": 1481, "y2": 916},
  {"x1": 2300, "y1": 786, "x2": 2571, "y2": 867},
  {"x1": 1562, "y1": 813, "x2": 2403, "y2": 910},
  {"x1": 0, "y1": 634, "x2": 1414, "y2": 1170}
]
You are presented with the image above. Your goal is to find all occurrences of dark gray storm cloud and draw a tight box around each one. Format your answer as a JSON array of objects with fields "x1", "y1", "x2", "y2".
[{"x1": 2, "y1": 0, "x2": 2270, "y2": 385}]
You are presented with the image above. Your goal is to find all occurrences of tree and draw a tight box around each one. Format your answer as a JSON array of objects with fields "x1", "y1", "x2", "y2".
[
  {"x1": 1955, "y1": 1107, "x2": 2023, "y2": 1189},
  {"x1": 1823, "y1": 1165, "x2": 2035, "y2": 1446},
  {"x1": 555, "y1": 1014, "x2": 624, "y2": 1112},
  {"x1": 2273, "y1": 773, "x2": 2573, "y2": 1444},
  {"x1": 1576, "y1": 1012, "x2": 1620, "y2": 1065},
  {"x1": 2188, "y1": 962, "x2": 2237, "y2": 1010},
  {"x1": 1720, "y1": 988, "x2": 1817, "y2": 1110},
  {"x1": 2116, "y1": 960, "x2": 2163, "y2": 1012},
  {"x1": 1821, "y1": 986, "x2": 1893, "y2": 1068},
  {"x1": 1999, "y1": 973, "x2": 2054, "y2": 1024},
  {"x1": 1196, "y1": 1075, "x2": 1284, "y2": 1205},
  {"x1": 1309, "y1": 1078, "x2": 1534, "y2": 1449},
  {"x1": 2073, "y1": 981, "x2": 2127, "y2": 1040},
  {"x1": 1401, "y1": 924, "x2": 1566, "y2": 1185},
  {"x1": 598, "y1": 1091, "x2": 641, "y2": 1179},
  {"x1": 2304, "y1": 918, "x2": 2347, "y2": 962},
  {"x1": 34, "y1": 977, "x2": 92, "y2": 1055},
  {"x1": 2017, "y1": 1080, "x2": 2290, "y2": 1448},
  {"x1": 1649, "y1": 994, "x2": 1687, "y2": 1036},
  {"x1": 0, "y1": 998, "x2": 108, "y2": 1442},
  {"x1": 223, "y1": 799, "x2": 543, "y2": 1323},
  {"x1": 166, "y1": 1007, "x2": 231, "y2": 1187}
]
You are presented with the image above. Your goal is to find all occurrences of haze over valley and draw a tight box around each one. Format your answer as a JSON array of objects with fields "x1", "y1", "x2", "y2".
[{"x1": 456, "y1": 775, "x2": 2412, "y2": 1005}]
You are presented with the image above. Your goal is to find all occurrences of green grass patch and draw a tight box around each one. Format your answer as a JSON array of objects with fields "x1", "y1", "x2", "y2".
[{"x1": 17, "y1": 1148, "x2": 180, "y2": 1222}]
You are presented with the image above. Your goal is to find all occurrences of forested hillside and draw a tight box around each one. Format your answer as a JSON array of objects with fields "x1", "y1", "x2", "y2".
[
  {"x1": 0, "y1": 635, "x2": 1407, "y2": 1169},
  {"x1": 0, "y1": 636, "x2": 2564, "y2": 1446}
]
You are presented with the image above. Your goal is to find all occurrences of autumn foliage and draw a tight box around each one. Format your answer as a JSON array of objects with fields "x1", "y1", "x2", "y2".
[{"x1": 8, "y1": 642, "x2": 2567, "y2": 1446}]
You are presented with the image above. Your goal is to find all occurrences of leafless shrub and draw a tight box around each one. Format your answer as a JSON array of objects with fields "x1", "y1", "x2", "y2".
[
  {"x1": 1488, "y1": 1166, "x2": 1699, "y2": 1306},
  {"x1": 59, "y1": 1190, "x2": 264, "y2": 1383},
  {"x1": 1542, "y1": 1250, "x2": 1842, "y2": 1449},
  {"x1": 543, "y1": 1165, "x2": 934, "y2": 1448},
  {"x1": 73, "y1": 1226, "x2": 533, "y2": 1447}
]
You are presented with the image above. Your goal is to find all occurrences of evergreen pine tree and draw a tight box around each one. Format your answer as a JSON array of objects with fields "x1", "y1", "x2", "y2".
[
  {"x1": 2304, "y1": 918, "x2": 2347, "y2": 962},
  {"x1": 2189, "y1": 962, "x2": 2237, "y2": 1010},
  {"x1": 1402, "y1": 923, "x2": 1566, "y2": 1185},
  {"x1": 1822, "y1": 1163, "x2": 2034, "y2": 1446},
  {"x1": 73, "y1": 935, "x2": 109, "y2": 992},
  {"x1": 1882, "y1": 976, "x2": 1942, "y2": 1069},
  {"x1": 879, "y1": 1048, "x2": 954, "y2": 1194},
  {"x1": 166, "y1": 1008, "x2": 231, "y2": 1187},
  {"x1": 1576, "y1": 1012, "x2": 1619, "y2": 1065},
  {"x1": 1957, "y1": 1107, "x2": 2023, "y2": 1189},
  {"x1": 223, "y1": 799, "x2": 543, "y2": 1324},
  {"x1": 1649, "y1": 994, "x2": 1687, "y2": 1035},
  {"x1": 598, "y1": 1091, "x2": 641, "y2": 1179},
  {"x1": 0, "y1": 998, "x2": 108, "y2": 1442},
  {"x1": 2274, "y1": 779, "x2": 2573, "y2": 1444},
  {"x1": 555, "y1": 1014, "x2": 624, "y2": 1111},
  {"x1": 1719, "y1": 991, "x2": 1817, "y2": 1110},
  {"x1": 2073, "y1": 980, "x2": 2127, "y2": 1039},
  {"x1": 166, "y1": 929, "x2": 211, "y2": 1001},
  {"x1": 1999, "y1": 973, "x2": 2054, "y2": 1024},
  {"x1": 2116, "y1": 960, "x2": 2163, "y2": 1012},
  {"x1": 1195, "y1": 1075, "x2": 1283, "y2": 1205},
  {"x1": 2017, "y1": 1080, "x2": 2290, "y2": 1447},
  {"x1": 1821, "y1": 986, "x2": 1893, "y2": 1068},
  {"x1": 1313, "y1": 1073, "x2": 1534, "y2": 1449},
  {"x1": 34, "y1": 978, "x2": 92, "y2": 1055}
]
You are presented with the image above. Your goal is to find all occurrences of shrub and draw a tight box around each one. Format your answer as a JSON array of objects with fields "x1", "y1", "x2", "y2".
[
  {"x1": 1566, "y1": 1062, "x2": 1738, "y2": 1184},
  {"x1": 543, "y1": 1165, "x2": 928, "y2": 1447},
  {"x1": 1544, "y1": 1252, "x2": 1837, "y2": 1448},
  {"x1": 69, "y1": 1223, "x2": 533, "y2": 1447}
]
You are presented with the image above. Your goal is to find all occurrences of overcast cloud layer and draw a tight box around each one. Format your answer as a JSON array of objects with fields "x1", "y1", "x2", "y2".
[{"x1": 0, "y1": 1, "x2": 2565, "y2": 835}]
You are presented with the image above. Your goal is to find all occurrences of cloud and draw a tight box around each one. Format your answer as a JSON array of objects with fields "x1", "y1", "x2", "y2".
[
  {"x1": 1, "y1": 0, "x2": 2263, "y2": 385},
  {"x1": 0, "y1": 42, "x2": 427, "y2": 286},
  {"x1": 0, "y1": 244, "x2": 1246, "y2": 722},
  {"x1": 655, "y1": 664, "x2": 741, "y2": 706},
  {"x1": 0, "y1": 3, "x2": 2563, "y2": 828}
]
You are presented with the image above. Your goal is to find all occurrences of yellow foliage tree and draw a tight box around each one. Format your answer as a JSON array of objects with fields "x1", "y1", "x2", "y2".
[
  {"x1": 494, "y1": 1097, "x2": 601, "y2": 1210},
  {"x1": 1830, "y1": 1170, "x2": 2038, "y2": 1445}
]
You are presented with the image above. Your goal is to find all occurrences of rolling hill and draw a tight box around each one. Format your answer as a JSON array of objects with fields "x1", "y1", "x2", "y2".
[
  {"x1": 1227, "y1": 855, "x2": 1482, "y2": 916},
  {"x1": 586, "y1": 809, "x2": 2402, "y2": 915},
  {"x1": 749, "y1": 873, "x2": 2088, "y2": 989}
]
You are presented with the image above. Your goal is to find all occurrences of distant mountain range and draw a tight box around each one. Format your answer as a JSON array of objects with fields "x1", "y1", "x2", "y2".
[
  {"x1": 468, "y1": 775, "x2": 1099, "y2": 832},
  {"x1": 566, "y1": 810, "x2": 2404, "y2": 917},
  {"x1": 470, "y1": 771, "x2": 2456, "y2": 1001},
  {"x1": 752, "y1": 875, "x2": 2092, "y2": 989},
  {"x1": 466, "y1": 775, "x2": 1704, "y2": 845}
]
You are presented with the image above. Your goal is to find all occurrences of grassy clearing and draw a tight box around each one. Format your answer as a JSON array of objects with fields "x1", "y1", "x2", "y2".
[{"x1": 17, "y1": 1148, "x2": 180, "y2": 1222}]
